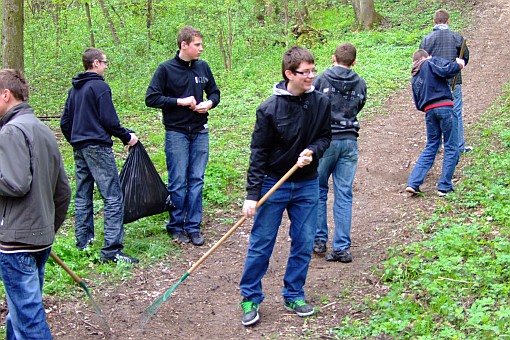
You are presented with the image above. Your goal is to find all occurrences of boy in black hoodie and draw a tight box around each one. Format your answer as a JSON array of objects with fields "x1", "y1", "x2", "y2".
[
  {"x1": 61, "y1": 48, "x2": 139, "y2": 264},
  {"x1": 312, "y1": 43, "x2": 367, "y2": 263},
  {"x1": 239, "y1": 46, "x2": 331, "y2": 327}
]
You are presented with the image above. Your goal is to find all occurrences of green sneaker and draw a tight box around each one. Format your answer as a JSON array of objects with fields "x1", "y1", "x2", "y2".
[
  {"x1": 241, "y1": 299, "x2": 259, "y2": 326},
  {"x1": 284, "y1": 300, "x2": 315, "y2": 317}
]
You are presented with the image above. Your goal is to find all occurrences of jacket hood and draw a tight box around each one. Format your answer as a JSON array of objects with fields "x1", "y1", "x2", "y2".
[
  {"x1": 322, "y1": 66, "x2": 360, "y2": 92},
  {"x1": 273, "y1": 80, "x2": 315, "y2": 96},
  {"x1": 72, "y1": 72, "x2": 104, "y2": 89}
]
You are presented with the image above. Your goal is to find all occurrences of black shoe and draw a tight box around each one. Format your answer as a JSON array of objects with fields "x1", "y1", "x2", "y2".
[
  {"x1": 77, "y1": 238, "x2": 93, "y2": 251},
  {"x1": 171, "y1": 230, "x2": 190, "y2": 243},
  {"x1": 325, "y1": 249, "x2": 353, "y2": 263},
  {"x1": 313, "y1": 241, "x2": 327, "y2": 254},
  {"x1": 405, "y1": 186, "x2": 421, "y2": 195},
  {"x1": 283, "y1": 300, "x2": 315, "y2": 317},
  {"x1": 241, "y1": 298, "x2": 259, "y2": 326},
  {"x1": 101, "y1": 252, "x2": 139, "y2": 264},
  {"x1": 189, "y1": 232, "x2": 204, "y2": 246}
]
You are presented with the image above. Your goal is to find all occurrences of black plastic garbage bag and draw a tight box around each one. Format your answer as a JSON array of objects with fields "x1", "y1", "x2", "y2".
[{"x1": 120, "y1": 142, "x2": 175, "y2": 224}]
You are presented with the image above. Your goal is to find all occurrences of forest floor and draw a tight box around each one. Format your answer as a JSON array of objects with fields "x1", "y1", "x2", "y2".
[{"x1": 21, "y1": 0, "x2": 510, "y2": 338}]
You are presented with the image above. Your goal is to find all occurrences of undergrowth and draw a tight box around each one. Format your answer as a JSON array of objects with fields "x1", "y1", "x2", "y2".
[{"x1": 332, "y1": 85, "x2": 510, "y2": 338}]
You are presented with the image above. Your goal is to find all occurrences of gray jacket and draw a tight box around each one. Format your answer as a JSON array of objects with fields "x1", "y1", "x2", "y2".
[{"x1": 0, "y1": 102, "x2": 71, "y2": 246}]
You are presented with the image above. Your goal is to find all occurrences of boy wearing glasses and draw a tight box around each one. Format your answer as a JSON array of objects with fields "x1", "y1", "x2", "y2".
[
  {"x1": 61, "y1": 48, "x2": 140, "y2": 264},
  {"x1": 239, "y1": 46, "x2": 331, "y2": 326},
  {"x1": 312, "y1": 42, "x2": 367, "y2": 263}
]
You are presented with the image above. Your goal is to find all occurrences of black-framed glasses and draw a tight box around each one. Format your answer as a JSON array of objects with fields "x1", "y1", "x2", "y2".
[
  {"x1": 99, "y1": 60, "x2": 109, "y2": 65},
  {"x1": 294, "y1": 69, "x2": 317, "y2": 76}
]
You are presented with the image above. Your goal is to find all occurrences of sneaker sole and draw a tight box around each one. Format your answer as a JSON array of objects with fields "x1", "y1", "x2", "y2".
[
  {"x1": 284, "y1": 305, "x2": 315, "y2": 317},
  {"x1": 242, "y1": 312, "x2": 259, "y2": 326},
  {"x1": 405, "y1": 186, "x2": 420, "y2": 195}
]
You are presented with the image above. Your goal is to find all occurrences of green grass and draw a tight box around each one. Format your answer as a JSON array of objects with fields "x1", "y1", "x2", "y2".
[
  {"x1": 332, "y1": 85, "x2": 510, "y2": 339},
  {"x1": 0, "y1": 0, "x2": 491, "y2": 337}
]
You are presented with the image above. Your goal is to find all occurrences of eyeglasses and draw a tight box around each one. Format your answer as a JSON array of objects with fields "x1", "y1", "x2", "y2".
[
  {"x1": 294, "y1": 69, "x2": 317, "y2": 76},
  {"x1": 99, "y1": 60, "x2": 109, "y2": 65}
]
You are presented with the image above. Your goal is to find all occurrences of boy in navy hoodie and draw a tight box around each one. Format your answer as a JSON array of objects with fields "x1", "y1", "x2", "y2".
[
  {"x1": 61, "y1": 48, "x2": 139, "y2": 263},
  {"x1": 406, "y1": 49, "x2": 464, "y2": 196},
  {"x1": 312, "y1": 42, "x2": 367, "y2": 263}
]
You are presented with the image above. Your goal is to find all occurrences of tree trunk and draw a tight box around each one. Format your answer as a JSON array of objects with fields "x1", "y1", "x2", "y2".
[
  {"x1": 2, "y1": 0, "x2": 24, "y2": 70},
  {"x1": 98, "y1": 0, "x2": 120, "y2": 46},
  {"x1": 351, "y1": 0, "x2": 384, "y2": 30},
  {"x1": 85, "y1": 2, "x2": 95, "y2": 47},
  {"x1": 147, "y1": 0, "x2": 152, "y2": 52}
]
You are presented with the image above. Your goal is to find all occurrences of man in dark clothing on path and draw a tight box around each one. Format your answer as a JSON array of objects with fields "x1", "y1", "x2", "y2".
[
  {"x1": 420, "y1": 9, "x2": 471, "y2": 153},
  {"x1": 61, "y1": 48, "x2": 139, "y2": 264},
  {"x1": 0, "y1": 69, "x2": 71, "y2": 339},
  {"x1": 239, "y1": 46, "x2": 331, "y2": 327},
  {"x1": 312, "y1": 42, "x2": 367, "y2": 263},
  {"x1": 146, "y1": 26, "x2": 220, "y2": 247},
  {"x1": 405, "y1": 49, "x2": 464, "y2": 196}
]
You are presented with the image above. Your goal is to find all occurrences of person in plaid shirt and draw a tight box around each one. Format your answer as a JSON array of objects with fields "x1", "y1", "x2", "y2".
[{"x1": 420, "y1": 9, "x2": 471, "y2": 153}]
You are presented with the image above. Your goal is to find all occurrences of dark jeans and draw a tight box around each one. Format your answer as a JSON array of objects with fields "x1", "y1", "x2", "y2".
[
  {"x1": 407, "y1": 107, "x2": 459, "y2": 192},
  {"x1": 0, "y1": 248, "x2": 52, "y2": 340},
  {"x1": 164, "y1": 130, "x2": 209, "y2": 234},
  {"x1": 74, "y1": 145, "x2": 124, "y2": 259},
  {"x1": 240, "y1": 177, "x2": 318, "y2": 304}
]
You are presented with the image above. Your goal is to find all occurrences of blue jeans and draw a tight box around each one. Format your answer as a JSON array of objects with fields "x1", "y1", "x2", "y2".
[
  {"x1": 74, "y1": 145, "x2": 124, "y2": 259},
  {"x1": 316, "y1": 139, "x2": 358, "y2": 252},
  {"x1": 240, "y1": 177, "x2": 318, "y2": 304},
  {"x1": 164, "y1": 130, "x2": 209, "y2": 234},
  {"x1": 453, "y1": 85, "x2": 466, "y2": 151},
  {"x1": 407, "y1": 107, "x2": 459, "y2": 192},
  {"x1": 0, "y1": 248, "x2": 52, "y2": 340}
]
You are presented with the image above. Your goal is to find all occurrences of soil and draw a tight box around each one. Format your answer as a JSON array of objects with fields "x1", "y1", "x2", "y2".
[{"x1": 5, "y1": 0, "x2": 510, "y2": 339}]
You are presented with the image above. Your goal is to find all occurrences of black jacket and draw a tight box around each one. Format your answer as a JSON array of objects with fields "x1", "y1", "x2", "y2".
[
  {"x1": 246, "y1": 81, "x2": 331, "y2": 200},
  {"x1": 61, "y1": 72, "x2": 132, "y2": 150},
  {"x1": 145, "y1": 51, "x2": 221, "y2": 133},
  {"x1": 313, "y1": 66, "x2": 367, "y2": 140}
]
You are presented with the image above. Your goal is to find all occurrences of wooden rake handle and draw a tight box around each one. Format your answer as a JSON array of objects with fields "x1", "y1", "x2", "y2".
[
  {"x1": 187, "y1": 153, "x2": 311, "y2": 275},
  {"x1": 451, "y1": 39, "x2": 468, "y2": 91},
  {"x1": 50, "y1": 251, "x2": 83, "y2": 284}
]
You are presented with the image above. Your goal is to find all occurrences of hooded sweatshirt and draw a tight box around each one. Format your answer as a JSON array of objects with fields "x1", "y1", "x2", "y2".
[
  {"x1": 246, "y1": 80, "x2": 331, "y2": 201},
  {"x1": 411, "y1": 56, "x2": 461, "y2": 112},
  {"x1": 313, "y1": 66, "x2": 367, "y2": 140},
  {"x1": 61, "y1": 72, "x2": 132, "y2": 150}
]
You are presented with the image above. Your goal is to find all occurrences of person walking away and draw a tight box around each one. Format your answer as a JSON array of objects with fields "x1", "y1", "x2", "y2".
[
  {"x1": 145, "y1": 26, "x2": 220, "y2": 246},
  {"x1": 420, "y1": 9, "x2": 471, "y2": 153},
  {"x1": 61, "y1": 48, "x2": 140, "y2": 264},
  {"x1": 0, "y1": 69, "x2": 71, "y2": 339},
  {"x1": 405, "y1": 49, "x2": 464, "y2": 196},
  {"x1": 239, "y1": 46, "x2": 331, "y2": 326},
  {"x1": 312, "y1": 42, "x2": 367, "y2": 263}
]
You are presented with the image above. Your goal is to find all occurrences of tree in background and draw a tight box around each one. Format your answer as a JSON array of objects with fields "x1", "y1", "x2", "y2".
[
  {"x1": 351, "y1": 0, "x2": 385, "y2": 29},
  {"x1": 2, "y1": 0, "x2": 24, "y2": 70}
]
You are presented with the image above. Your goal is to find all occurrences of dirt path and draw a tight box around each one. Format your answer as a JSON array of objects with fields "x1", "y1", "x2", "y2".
[{"x1": 44, "y1": 1, "x2": 510, "y2": 339}]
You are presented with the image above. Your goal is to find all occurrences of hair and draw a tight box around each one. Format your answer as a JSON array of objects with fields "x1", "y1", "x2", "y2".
[
  {"x1": 281, "y1": 46, "x2": 315, "y2": 81},
  {"x1": 334, "y1": 42, "x2": 357, "y2": 66},
  {"x1": 434, "y1": 9, "x2": 450, "y2": 24},
  {"x1": 82, "y1": 48, "x2": 105, "y2": 70},
  {"x1": 0, "y1": 69, "x2": 29, "y2": 101},
  {"x1": 177, "y1": 26, "x2": 203, "y2": 49},
  {"x1": 413, "y1": 49, "x2": 430, "y2": 62}
]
